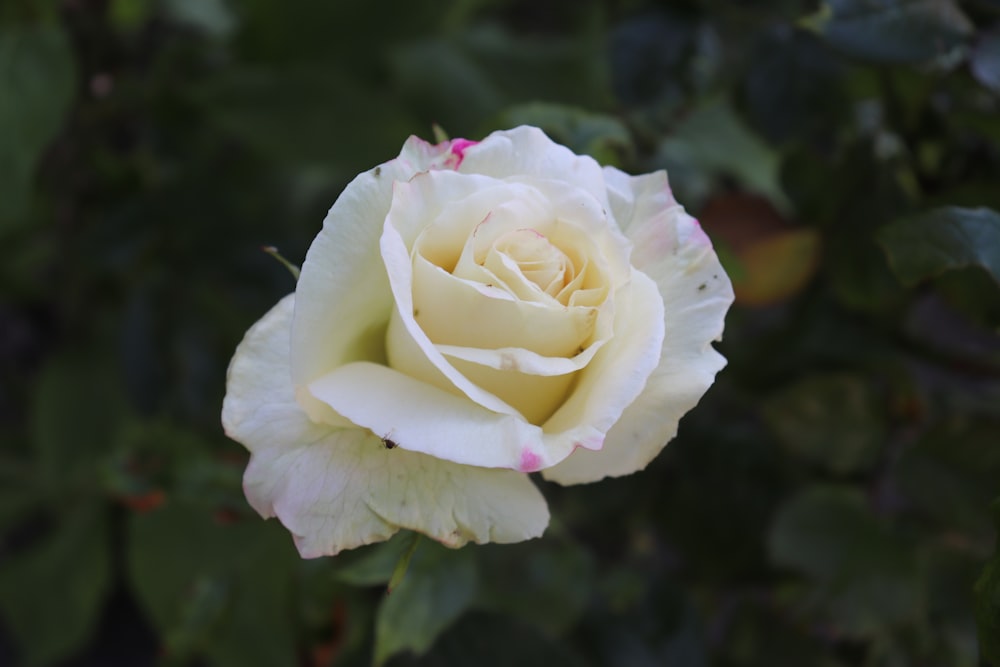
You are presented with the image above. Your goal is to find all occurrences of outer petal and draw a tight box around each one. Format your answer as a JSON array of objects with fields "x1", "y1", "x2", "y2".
[
  {"x1": 542, "y1": 169, "x2": 733, "y2": 485},
  {"x1": 291, "y1": 137, "x2": 458, "y2": 389},
  {"x1": 308, "y1": 361, "x2": 569, "y2": 470},
  {"x1": 224, "y1": 295, "x2": 330, "y2": 455},
  {"x1": 223, "y1": 295, "x2": 550, "y2": 556},
  {"x1": 601, "y1": 166, "x2": 680, "y2": 236},
  {"x1": 457, "y1": 126, "x2": 611, "y2": 208}
]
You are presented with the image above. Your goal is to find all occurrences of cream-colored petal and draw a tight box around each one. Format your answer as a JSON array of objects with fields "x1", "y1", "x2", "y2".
[
  {"x1": 381, "y1": 214, "x2": 520, "y2": 416},
  {"x1": 482, "y1": 243, "x2": 558, "y2": 304},
  {"x1": 436, "y1": 341, "x2": 601, "y2": 376},
  {"x1": 307, "y1": 346, "x2": 595, "y2": 473},
  {"x1": 516, "y1": 176, "x2": 633, "y2": 288},
  {"x1": 601, "y1": 166, "x2": 679, "y2": 236},
  {"x1": 457, "y1": 126, "x2": 611, "y2": 210},
  {"x1": 245, "y1": 430, "x2": 550, "y2": 557},
  {"x1": 444, "y1": 356, "x2": 576, "y2": 426},
  {"x1": 291, "y1": 153, "x2": 428, "y2": 390},
  {"x1": 223, "y1": 295, "x2": 329, "y2": 455},
  {"x1": 412, "y1": 254, "x2": 598, "y2": 357},
  {"x1": 289, "y1": 136, "x2": 481, "y2": 391},
  {"x1": 223, "y1": 295, "x2": 550, "y2": 556},
  {"x1": 450, "y1": 176, "x2": 630, "y2": 294},
  {"x1": 543, "y1": 179, "x2": 733, "y2": 485},
  {"x1": 395, "y1": 173, "x2": 523, "y2": 248},
  {"x1": 541, "y1": 270, "x2": 665, "y2": 439},
  {"x1": 411, "y1": 177, "x2": 553, "y2": 268},
  {"x1": 308, "y1": 361, "x2": 549, "y2": 470},
  {"x1": 397, "y1": 135, "x2": 460, "y2": 170}
]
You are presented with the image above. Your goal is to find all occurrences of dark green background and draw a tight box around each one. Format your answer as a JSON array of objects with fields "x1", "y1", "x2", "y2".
[{"x1": 2, "y1": 0, "x2": 1000, "y2": 665}]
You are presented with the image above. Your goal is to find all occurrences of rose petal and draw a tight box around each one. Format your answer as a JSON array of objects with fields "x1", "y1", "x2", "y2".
[
  {"x1": 308, "y1": 361, "x2": 550, "y2": 469},
  {"x1": 246, "y1": 430, "x2": 551, "y2": 557},
  {"x1": 321, "y1": 267, "x2": 662, "y2": 473},
  {"x1": 224, "y1": 295, "x2": 331, "y2": 455},
  {"x1": 307, "y1": 338, "x2": 608, "y2": 472},
  {"x1": 601, "y1": 166, "x2": 680, "y2": 237},
  {"x1": 445, "y1": 175, "x2": 631, "y2": 292},
  {"x1": 456, "y1": 126, "x2": 611, "y2": 211},
  {"x1": 386, "y1": 290, "x2": 613, "y2": 426},
  {"x1": 541, "y1": 269, "x2": 665, "y2": 437},
  {"x1": 398, "y1": 135, "x2": 464, "y2": 170},
  {"x1": 542, "y1": 172, "x2": 733, "y2": 484},
  {"x1": 397, "y1": 172, "x2": 551, "y2": 252},
  {"x1": 223, "y1": 295, "x2": 550, "y2": 556},
  {"x1": 444, "y1": 356, "x2": 576, "y2": 425},
  {"x1": 386, "y1": 171, "x2": 598, "y2": 401},
  {"x1": 291, "y1": 137, "x2": 460, "y2": 392},
  {"x1": 381, "y1": 210, "x2": 521, "y2": 416},
  {"x1": 435, "y1": 341, "x2": 602, "y2": 376},
  {"x1": 382, "y1": 170, "x2": 629, "y2": 423},
  {"x1": 412, "y1": 253, "x2": 600, "y2": 358}
]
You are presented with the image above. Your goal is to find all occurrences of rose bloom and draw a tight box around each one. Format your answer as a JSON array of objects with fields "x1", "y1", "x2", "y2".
[{"x1": 222, "y1": 127, "x2": 733, "y2": 557}]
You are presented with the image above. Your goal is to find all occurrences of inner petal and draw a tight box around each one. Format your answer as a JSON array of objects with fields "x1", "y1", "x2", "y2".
[
  {"x1": 410, "y1": 253, "x2": 599, "y2": 357},
  {"x1": 482, "y1": 246, "x2": 556, "y2": 303},
  {"x1": 416, "y1": 187, "x2": 553, "y2": 275},
  {"x1": 493, "y1": 229, "x2": 574, "y2": 298},
  {"x1": 445, "y1": 355, "x2": 577, "y2": 425}
]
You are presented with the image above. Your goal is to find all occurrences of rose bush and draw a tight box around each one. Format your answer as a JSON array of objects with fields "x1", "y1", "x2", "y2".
[{"x1": 222, "y1": 126, "x2": 733, "y2": 557}]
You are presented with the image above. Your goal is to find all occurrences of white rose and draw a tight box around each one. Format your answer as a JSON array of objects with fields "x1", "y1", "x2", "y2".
[{"x1": 222, "y1": 126, "x2": 733, "y2": 557}]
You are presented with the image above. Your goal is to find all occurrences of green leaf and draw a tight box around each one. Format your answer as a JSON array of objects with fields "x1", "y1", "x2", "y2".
[
  {"x1": 0, "y1": 22, "x2": 75, "y2": 231},
  {"x1": 878, "y1": 206, "x2": 1000, "y2": 287},
  {"x1": 390, "y1": 23, "x2": 613, "y2": 138},
  {"x1": 473, "y1": 537, "x2": 595, "y2": 636},
  {"x1": 373, "y1": 541, "x2": 478, "y2": 666},
  {"x1": 334, "y1": 531, "x2": 421, "y2": 587},
  {"x1": 769, "y1": 486, "x2": 924, "y2": 638},
  {"x1": 195, "y1": 65, "x2": 421, "y2": 173},
  {"x1": 609, "y1": 12, "x2": 695, "y2": 108},
  {"x1": 233, "y1": 0, "x2": 456, "y2": 68},
  {"x1": 388, "y1": 533, "x2": 422, "y2": 593},
  {"x1": 656, "y1": 98, "x2": 788, "y2": 211},
  {"x1": 976, "y1": 500, "x2": 1000, "y2": 664},
  {"x1": 813, "y1": 142, "x2": 909, "y2": 313},
  {"x1": 769, "y1": 487, "x2": 876, "y2": 581},
  {"x1": 741, "y1": 31, "x2": 847, "y2": 146},
  {"x1": 813, "y1": 0, "x2": 973, "y2": 65},
  {"x1": 581, "y1": 576, "x2": 706, "y2": 667},
  {"x1": 492, "y1": 103, "x2": 632, "y2": 167},
  {"x1": 719, "y1": 599, "x2": 853, "y2": 666},
  {"x1": 401, "y1": 612, "x2": 587, "y2": 667},
  {"x1": 128, "y1": 502, "x2": 298, "y2": 667},
  {"x1": 0, "y1": 504, "x2": 111, "y2": 667},
  {"x1": 972, "y1": 28, "x2": 1000, "y2": 93},
  {"x1": 894, "y1": 418, "x2": 1000, "y2": 540},
  {"x1": 0, "y1": 482, "x2": 43, "y2": 530},
  {"x1": 161, "y1": 0, "x2": 236, "y2": 37},
  {"x1": 109, "y1": 0, "x2": 154, "y2": 32},
  {"x1": 925, "y1": 545, "x2": 981, "y2": 666},
  {"x1": 762, "y1": 373, "x2": 884, "y2": 474},
  {"x1": 31, "y1": 352, "x2": 125, "y2": 487},
  {"x1": 0, "y1": 454, "x2": 43, "y2": 529}
]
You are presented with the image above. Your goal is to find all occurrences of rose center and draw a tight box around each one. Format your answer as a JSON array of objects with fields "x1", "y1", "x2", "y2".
[{"x1": 486, "y1": 228, "x2": 574, "y2": 298}]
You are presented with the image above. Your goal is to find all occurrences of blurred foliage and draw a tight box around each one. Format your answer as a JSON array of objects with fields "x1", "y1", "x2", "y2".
[{"x1": 1, "y1": 0, "x2": 999, "y2": 665}]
